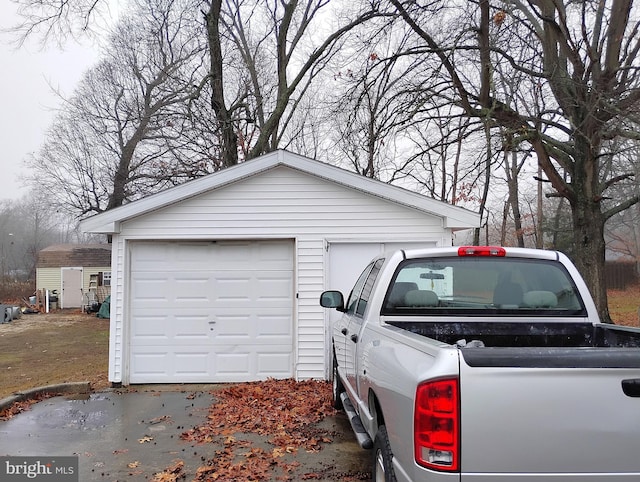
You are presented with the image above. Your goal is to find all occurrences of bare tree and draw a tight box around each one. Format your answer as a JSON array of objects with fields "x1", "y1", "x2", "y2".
[
  {"x1": 384, "y1": 0, "x2": 640, "y2": 322},
  {"x1": 14, "y1": 0, "x2": 382, "y2": 170},
  {"x1": 28, "y1": 0, "x2": 207, "y2": 216},
  {"x1": 0, "y1": 193, "x2": 71, "y2": 282},
  {"x1": 203, "y1": 0, "x2": 382, "y2": 164},
  {"x1": 331, "y1": 46, "x2": 422, "y2": 180}
]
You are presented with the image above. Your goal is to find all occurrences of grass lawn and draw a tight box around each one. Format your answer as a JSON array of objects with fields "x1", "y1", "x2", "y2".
[
  {"x1": 0, "y1": 312, "x2": 110, "y2": 399},
  {"x1": 608, "y1": 283, "x2": 640, "y2": 327}
]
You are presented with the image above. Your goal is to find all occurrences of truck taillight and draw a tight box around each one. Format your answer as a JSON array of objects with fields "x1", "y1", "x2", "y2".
[
  {"x1": 414, "y1": 378, "x2": 460, "y2": 472},
  {"x1": 458, "y1": 246, "x2": 506, "y2": 257}
]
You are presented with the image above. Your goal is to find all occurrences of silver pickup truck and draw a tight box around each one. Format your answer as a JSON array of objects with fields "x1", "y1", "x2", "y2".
[{"x1": 320, "y1": 246, "x2": 640, "y2": 481}]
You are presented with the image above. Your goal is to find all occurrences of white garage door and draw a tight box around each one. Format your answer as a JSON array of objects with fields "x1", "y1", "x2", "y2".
[{"x1": 129, "y1": 240, "x2": 294, "y2": 383}]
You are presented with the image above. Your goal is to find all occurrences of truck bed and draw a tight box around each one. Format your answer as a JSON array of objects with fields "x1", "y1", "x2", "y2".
[
  {"x1": 388, "y1": 320, "x2": 640, "y2": 347},
  {"x1": 388, "y1": 320, "x2": 640, "y2": 368}
]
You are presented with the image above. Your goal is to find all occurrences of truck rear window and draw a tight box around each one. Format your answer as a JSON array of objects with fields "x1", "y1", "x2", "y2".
[{"x1": 382, "y1": 256, "x2": 586, "y2": 316}]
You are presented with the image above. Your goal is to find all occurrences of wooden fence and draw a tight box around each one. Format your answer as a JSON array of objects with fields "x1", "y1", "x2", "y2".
[{"x1": 606, "y1": 261, "x2": 639, "y2": 290}]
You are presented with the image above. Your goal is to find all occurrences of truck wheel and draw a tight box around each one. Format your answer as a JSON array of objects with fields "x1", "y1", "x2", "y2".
[
  {"x1": 332, "y1": 352, "x2": 344, "y2": 410},
  {"x1": 372, "y1": 425, "x2": 396, "y2": 482}
]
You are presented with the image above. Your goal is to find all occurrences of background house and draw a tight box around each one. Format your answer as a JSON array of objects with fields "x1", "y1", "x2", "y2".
[
  {"x1": 36, "y1": 244, "x2": 112, "y2": 310},
  {"x1": 81, "y1": 150, "x2": 480, "y2": 385}
]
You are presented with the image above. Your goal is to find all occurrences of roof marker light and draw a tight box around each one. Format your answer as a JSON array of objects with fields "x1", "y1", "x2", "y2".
[{"x1": 457, "y1": 246, "x2": 506, "y2": 257}]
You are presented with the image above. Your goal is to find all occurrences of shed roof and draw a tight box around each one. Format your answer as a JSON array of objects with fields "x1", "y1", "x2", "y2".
[
  {"x1": 37, "y1": 244, "x2": 112, "y2": 268},
  {"x1": 81, "y1": 150, "x2": 480, "y2": 234}
]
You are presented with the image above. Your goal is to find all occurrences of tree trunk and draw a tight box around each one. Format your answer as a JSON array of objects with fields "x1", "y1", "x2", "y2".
[
  {"x1": 536, "y1": 164, "x2": 543, "y2": 249},
  {"x1": 474, "y1": 120, "x2": 492, "y2": 246},
  {"x1": 205, "y1": 0, "x2": 238, "y2": 168},
  {"x1": 571, "y1": 197, "x2": 611, "y2": 323}
]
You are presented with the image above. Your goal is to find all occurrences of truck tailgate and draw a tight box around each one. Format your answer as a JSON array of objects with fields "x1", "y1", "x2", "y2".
[{"x1": 459, "y1": 348, "x2": 640, "y2": 479}]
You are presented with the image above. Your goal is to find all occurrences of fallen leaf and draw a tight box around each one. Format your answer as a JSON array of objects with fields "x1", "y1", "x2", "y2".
[
  {"x1": 148, "y1": 415, "x2": 173, "y2": 425},
  {"x1": 151, "y1": 460, "x2": 184, "y2": 482}
]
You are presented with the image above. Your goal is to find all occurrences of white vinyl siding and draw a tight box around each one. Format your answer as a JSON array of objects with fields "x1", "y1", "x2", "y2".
[
  {"x1": 296, "y1": 238, "x2": 326, "y2": 380},
  {"x1": 117, "y1": 168, "x2": 445, "y2": 240},
  {"x1": 109, "y1": 236, "x2": 126, "y2": 383}
]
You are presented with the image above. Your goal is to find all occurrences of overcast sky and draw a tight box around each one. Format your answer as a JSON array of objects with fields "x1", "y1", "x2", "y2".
[{"x1": 0, "y1": 2, "x2": 105, "y2": 202}]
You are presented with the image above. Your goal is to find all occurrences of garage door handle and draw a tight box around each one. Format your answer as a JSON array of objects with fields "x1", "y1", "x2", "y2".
[
  {"x1": 341, "y1": 328, "x2": 348, "y2": 335},
  {"x1": 350, "y1": 334, "x2": 358, "y2": 343},
  {"x1": 209, "y1": 320, "x2": 216, "y2": 331}
]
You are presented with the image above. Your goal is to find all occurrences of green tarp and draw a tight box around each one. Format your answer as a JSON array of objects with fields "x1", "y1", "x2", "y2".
[{"x1": 97, "y1": 295, "x2": 110, "y2": 319}]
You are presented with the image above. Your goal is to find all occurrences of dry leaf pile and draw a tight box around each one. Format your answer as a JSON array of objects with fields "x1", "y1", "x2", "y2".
[
  {"x1": 176, "y1": 378, "x2": 354, "y2": 481},
  {"x1": 0, "y1": 392, "x2": 56, "y2": 421}
]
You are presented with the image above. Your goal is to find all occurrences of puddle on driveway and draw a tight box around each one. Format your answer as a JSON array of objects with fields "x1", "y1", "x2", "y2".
[{"x1": 0, "y1": 390, "x2": 214, "y2": 480}]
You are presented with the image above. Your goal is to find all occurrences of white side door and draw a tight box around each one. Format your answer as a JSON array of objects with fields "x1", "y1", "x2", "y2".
[{"x1": 61, "y1": 267, "x2": 83, "y2": 308}]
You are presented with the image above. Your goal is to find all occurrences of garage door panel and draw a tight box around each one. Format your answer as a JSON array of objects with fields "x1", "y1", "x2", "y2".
[
  {"x1": 213, "y1": 310, "x2": 292, "y2": 338},
  {"x1": 132, "y1": 315, "x2": 171, "y2": 340},
  {"x1": 131, "y1": 348, "x2": 214, "y2": 382},
  {"x1": 133, "y1": 275, "x2": 210, "y2": 304},
  {"x1": 257, "y1": 352, "x2": 293, "y2": 375},
  {"x1": 131, "y1": 351, "x2": 171, "y2": 377},
  {"x1": 213, "y1": 272, "x2": 292, "y2": 303},
  {"x1": 210, "y1": 241, "x2": 292, "y2": 270},
  {"x1": 131, "y1": 277, "x2": 171, "y2": 303},
  {"x1": 214, "y1": 347, "x2": 293, "y2": 380},
  {"x1": 257, "y1": 314, "x2": 293, "y2": 337},
  {"x1": 214, "y1": 353, "x2": 250, "y2": 376},
  {"x1": 174, "y1": 352, "x2": 210, "y2": 375},
  {"x1": 255, "y1": 276, "x2": 293, "y2": 301},
  {"x1": 133, "y1": 316, "x2": 212, "y2": 342},
  {"x1": 214, "y1": 277, "x2": 251, "y2": 301},
  {"x1": 173, "y1": 315, "x2": 210, "y2": 339},
  {"x1": 129, "y1": 240, "x2": 294, "y2": 383},
  {"x1": 212, "y1": 315, "x2": 252, "y2": 338},
  {"x1": 174, "y1": 277, "x2": 211, "y2": 302}
]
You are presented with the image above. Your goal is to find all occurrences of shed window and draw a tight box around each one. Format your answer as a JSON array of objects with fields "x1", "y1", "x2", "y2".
[{"x1": 100, "y1": 271, "x2": 112, "y2": 287}]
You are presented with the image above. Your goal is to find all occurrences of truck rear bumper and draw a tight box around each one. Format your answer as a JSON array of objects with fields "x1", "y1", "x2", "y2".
[
  {"x1": 393, "y1": 464, "x2": 640, "y2": 482},
  {"x1": 460, "y1": 474, "x2": 640, "y2": 481}
]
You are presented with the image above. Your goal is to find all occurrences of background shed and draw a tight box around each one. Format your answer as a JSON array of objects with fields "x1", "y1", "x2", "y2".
[{"x1": 36, "y1": 244, "x2": 112, "y2": 310}]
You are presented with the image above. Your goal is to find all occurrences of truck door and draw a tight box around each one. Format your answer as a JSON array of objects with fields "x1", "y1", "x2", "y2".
[
  {"x1": 344, "y1": 259, "x2": 384, "y2": 395},
  {"x1": 333, "y1": 261, "x2": 375, "y2": 383}
]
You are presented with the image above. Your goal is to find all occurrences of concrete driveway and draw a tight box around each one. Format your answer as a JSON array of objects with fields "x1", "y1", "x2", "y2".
[{"x1": 0, "y1": 386, "x2": 370, "y2": 481}]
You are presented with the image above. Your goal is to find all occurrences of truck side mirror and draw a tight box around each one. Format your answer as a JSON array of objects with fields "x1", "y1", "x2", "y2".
[{"x1": 320, "y1": 290, "x2": 345, "y2": 311}]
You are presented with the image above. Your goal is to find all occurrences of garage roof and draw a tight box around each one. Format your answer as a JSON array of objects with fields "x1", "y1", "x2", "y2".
[{"x1": 81, "y1": 150, "x2": 480, "y2": 234}]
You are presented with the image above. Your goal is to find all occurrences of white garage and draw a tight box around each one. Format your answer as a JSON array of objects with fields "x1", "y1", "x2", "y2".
[{"x1": 81, "y1": 150, "x2": 479, "y2": 385}]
